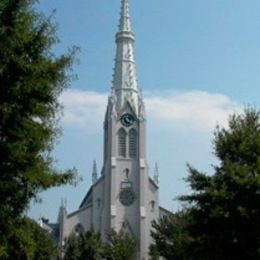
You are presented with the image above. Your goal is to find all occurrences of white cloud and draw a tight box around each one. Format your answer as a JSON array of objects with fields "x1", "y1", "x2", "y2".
[
  {"x1": 145, "y1": 90, "x2": 242, "y2": 132},
  {"x1": 59, "y1": 89, "x2": 242, "y2": 133},
  {"x1": 59, "y1": 90, "x2": 107, "y2": 131}
]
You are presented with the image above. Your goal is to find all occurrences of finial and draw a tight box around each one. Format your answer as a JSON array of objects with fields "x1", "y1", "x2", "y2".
[
  {"x1": 59, "y1": 198, "x2": 67, "y2": 219},
  {"x1": 60, "y1": 198, "x2": 67, "y2": 209},
  {"x1": 153, "y1": 163, "x2": 159, "y2": 185},
  {"x1": 118, "y1": 0, "x2": 132, "y2": 32},
  {"x1": 92, "y1": 160, "x2": 98, "y2": 184}
]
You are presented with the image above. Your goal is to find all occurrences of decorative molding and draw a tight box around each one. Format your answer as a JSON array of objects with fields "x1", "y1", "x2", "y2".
[
  {"x1": 140, "y1": 158, "x2": 146, "y2": 168},
  {"x1": 111, "y1": 205, "x2": 117, "y2": 217},
  {"x1": 140, "y1": 206, "x2": 146, "y2": 218},
  {"x1": 111, "y1": 157, "x2": 117, "y2": 167}
]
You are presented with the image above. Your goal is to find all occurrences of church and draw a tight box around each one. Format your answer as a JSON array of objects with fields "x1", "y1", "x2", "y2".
[{"x1": 45, "y1": 1, "x2": 170, "y2": 259}]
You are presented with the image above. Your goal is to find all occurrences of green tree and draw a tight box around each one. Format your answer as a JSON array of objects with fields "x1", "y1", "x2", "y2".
[
  {"x1": 0, "y1": 0, "x2": 77, "y2": 257},
  {"x1": 103, "y1": 229, "x2": 136, "y2": 260},
  {"x1": 150, "y1": 211, "x2": 193, "y2": 260},
  {"x1": 64, "y1": 230, "x2": 102, "y2": 260},
  {"x1": 182, "y1": 108, "x2": 260, "y2": 259},
  {"x1": 151, "y1": 108, "x2": 260, "y2": 259},
  {"x1": 2, "y1": 217, "x2": 57, "y2": 260}
]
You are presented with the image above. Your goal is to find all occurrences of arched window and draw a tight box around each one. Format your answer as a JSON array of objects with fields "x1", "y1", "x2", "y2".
[
  {"x1": 118, "y1": 128, "x2": 126, "y2": 157},
  {"x1": 125, "y1": 168, "x2": 129, "y2": 179},
  {"x1": 96, "y1": 198, "x2": 101, "y2": 208},
  {"x1": 129, "y1": 128, "x2": 137, "y2": 158}
]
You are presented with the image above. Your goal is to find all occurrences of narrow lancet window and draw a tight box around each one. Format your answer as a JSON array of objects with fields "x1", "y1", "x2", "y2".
[
  {"x1": 151, "y1": 200, "x2": 156, "y2": 211},
  {"x1": 118, "y1": 128, "x2": 127, "y2": 157},
  {"x1": 129, "y1": 128, "x2": 137, "y2": 158}
]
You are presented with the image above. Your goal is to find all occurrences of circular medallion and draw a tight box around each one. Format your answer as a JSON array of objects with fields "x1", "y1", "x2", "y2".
[
  {"x1": 120, "y1": 113, "x2": 135, "y2": 127},
  {"x1": 119, "y1": 188, "x2": 135, "y2": 206}
]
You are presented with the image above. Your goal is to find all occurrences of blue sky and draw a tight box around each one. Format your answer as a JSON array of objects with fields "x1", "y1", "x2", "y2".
[{"x1": 29, "y1": 0, "x2": 260, "y2": 221}]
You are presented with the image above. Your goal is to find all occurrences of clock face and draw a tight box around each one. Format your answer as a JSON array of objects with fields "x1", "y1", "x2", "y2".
[
  {"x1": 120, "y1": 113, "x2": 135, "y2": 127},
  {"x1": 119, "y1": 188, "x2": 135, "y2": 206}
]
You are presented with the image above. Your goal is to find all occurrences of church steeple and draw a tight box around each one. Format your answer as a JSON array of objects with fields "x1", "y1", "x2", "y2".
[
  {"x1": 92, "y1": 160, "x2": 98, "y2": 184},
  {"x1": 55, "y1": 3, "x2": 160, "y2": 260},
  {"x1": 112, "y1": 0, "x2": 139, "y2": 113}
]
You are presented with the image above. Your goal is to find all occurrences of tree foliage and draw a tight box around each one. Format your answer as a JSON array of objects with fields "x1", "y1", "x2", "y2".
[
  {"x1": 64, "y1": 230, "x2": 102, "y2": 260},
  {"x1": 0, "y1": 0, "x2": 77, "y2": 256},
  {"x1": 103, "y1": 229, "x2": 136, "y2": 260},
  {"x1": 63, "y1": 229, "x2": 136, "y2": 260},
  {"x1": 0, "y1": 217, "x2": 56, "y2": 260},
  {"x1": 151, "y1": 108, "x2": 260, "y2": 259},
  {"x1": 150, "y1": 211, "x2": 193, "y2": 260}
]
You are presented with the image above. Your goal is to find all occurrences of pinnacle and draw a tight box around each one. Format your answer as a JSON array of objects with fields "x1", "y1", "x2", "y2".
[
  {"x1": 92, "y1": 160, "x2": 98, "y2": 183},
  {"x1": 119, "y1": 0, "x2": 132, "y2": 32},
  {"x1": 153, "y1": 163, "x2": 159, "y2": 185}
]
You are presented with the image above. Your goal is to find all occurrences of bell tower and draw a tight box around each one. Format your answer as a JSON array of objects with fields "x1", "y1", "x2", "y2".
[
  {"x1": 53, "y1": 1, "x2": 162, "y2": 259},
  {"x1": 101, "y1": 0, "x2": 159, "y2": 258}
]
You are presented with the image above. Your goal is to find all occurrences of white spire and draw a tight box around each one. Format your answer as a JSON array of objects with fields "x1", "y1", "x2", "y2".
[
  {"x1": 119, "y1": 0, "x2": 132, "y2": 32},
  {"x1": 153, "y1": 163, "x2": 159, "y2": 185},
  {"x1": 112, "y1": 0, "x2": 139, "y2": 113},
  {"x1": 92, "y1": 160, "x2": 98, "y2": 184},
  {"x1": 60, "y1": 198, "x2": 66, "y2": 209},
  {"x1": 58, "y1": 198, "x2": 67, "y2": 219}
]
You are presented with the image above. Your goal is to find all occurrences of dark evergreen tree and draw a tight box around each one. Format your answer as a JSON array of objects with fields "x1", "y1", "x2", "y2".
[
  {"x1": 0, "y1": 0, "x2": 77, "y2": 257},
  {"x1": 151, "y1": 108, "x2": 260, "y2": 259}
]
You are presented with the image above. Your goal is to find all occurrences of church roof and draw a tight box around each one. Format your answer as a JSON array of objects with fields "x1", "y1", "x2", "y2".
[{"x1": 79, "y1": 175, "x2": 104, "y2": 209}]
